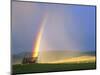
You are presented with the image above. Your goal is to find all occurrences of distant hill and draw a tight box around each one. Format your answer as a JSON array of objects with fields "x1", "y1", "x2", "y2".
[
  {"x1": 12, "y1": 50, "x2": 96, "y2": 64},
  {"x1": 37, "y1": 50, "x2": 96, "y2": 63}
]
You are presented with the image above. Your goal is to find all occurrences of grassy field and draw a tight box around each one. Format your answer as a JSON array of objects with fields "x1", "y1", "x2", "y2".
[{"x1": 12, "y1": 62, "x2": 96, "y2": 74}]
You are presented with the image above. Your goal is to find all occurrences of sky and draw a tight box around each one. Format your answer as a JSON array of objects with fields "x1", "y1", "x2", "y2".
[{"x1": 12, "y1": 1, "x2": 96, "y2": 54}]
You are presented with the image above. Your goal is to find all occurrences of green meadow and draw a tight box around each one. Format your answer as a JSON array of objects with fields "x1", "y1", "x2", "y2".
[{"x1": 12, "y1": 62, "x2": 96, "y2": 74}]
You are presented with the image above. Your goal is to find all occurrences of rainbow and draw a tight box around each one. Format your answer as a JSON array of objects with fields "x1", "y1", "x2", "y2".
[{"x1": 32, "y1": 13, "x2": 48, "y2": 58}]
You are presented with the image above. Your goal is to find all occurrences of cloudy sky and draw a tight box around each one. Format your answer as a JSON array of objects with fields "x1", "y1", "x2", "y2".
[{"x1": 12, "y1": 1, "x2": 96, "y2": 54}]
